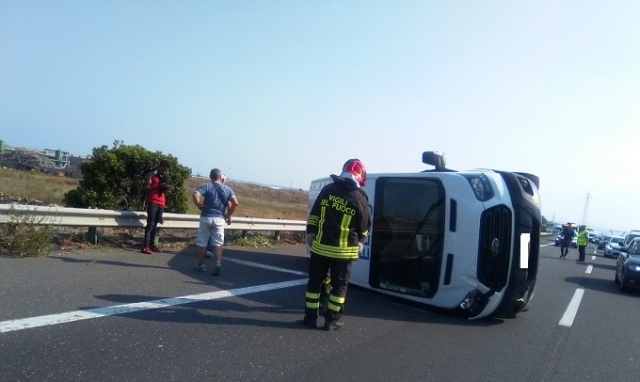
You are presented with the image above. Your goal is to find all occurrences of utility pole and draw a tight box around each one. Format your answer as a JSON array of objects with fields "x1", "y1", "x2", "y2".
[{"x1": 581, "y1": 191, "x2": 590, "y2": 226}]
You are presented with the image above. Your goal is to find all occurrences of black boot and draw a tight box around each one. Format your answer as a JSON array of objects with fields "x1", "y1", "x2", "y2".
[
  {"x1": 323, "y1": 310, "x2": 344, "y2": 331},
  {"x1": 303, "y1": 308, "x2": 318, "y2": 329},
  {"x1": 323, "y1": 320, "x2": 344, "y2": 331}
]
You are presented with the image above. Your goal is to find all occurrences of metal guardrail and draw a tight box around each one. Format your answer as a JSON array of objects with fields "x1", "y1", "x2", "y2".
[{"x1": 0, "y1": 203, "x2": 306, "y2": 243}]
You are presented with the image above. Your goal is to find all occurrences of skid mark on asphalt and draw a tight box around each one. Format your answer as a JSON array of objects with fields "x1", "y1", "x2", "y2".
[{"x1": 0, "y1": 278, "x2": 307, "y2": 333}]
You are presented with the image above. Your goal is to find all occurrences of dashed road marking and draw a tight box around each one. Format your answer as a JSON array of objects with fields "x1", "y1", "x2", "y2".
[
  {"x1": 0, "y1": 278, "x2": 307, "y2": 333},
  {"x1": 559, "y1": 288, "x2": 585, "y2": 327}
]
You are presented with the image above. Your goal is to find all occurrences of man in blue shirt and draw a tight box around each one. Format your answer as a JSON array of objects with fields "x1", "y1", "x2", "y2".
[
  {"x1": 192, "y1": 168, "x2": 239, "y2": 275},
  {"x1": 207, "y1": 173, "x2": 228, "y2": 258}
]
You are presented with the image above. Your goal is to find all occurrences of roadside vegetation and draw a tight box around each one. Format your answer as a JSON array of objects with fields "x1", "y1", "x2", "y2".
[
  {"x1": 0, "y1": 205, "x2": 53, "y2": 257},
  {"x1": 0, "y1": 168, "x2": 78, "y2": 205},
  {"x1": 0, "y1": 163, "x2": 308, "y2": 256},
  {"x1": 0, "y1": 167, "x2": 308, "y2": 220}
]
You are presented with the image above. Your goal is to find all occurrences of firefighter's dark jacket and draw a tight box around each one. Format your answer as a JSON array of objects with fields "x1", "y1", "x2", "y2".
[{"x1": 307, "y1": 175, "x2": 371, "y2": 260}]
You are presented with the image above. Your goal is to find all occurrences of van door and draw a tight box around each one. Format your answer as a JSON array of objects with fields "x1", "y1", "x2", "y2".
[{"x1": 369, "y1": 177, "x2": 445, "y2": 298}]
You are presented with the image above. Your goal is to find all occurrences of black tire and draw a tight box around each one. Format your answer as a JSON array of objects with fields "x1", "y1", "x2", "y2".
[{"x1": 619, "y1": 271, "x2": 628, "y2": 292}]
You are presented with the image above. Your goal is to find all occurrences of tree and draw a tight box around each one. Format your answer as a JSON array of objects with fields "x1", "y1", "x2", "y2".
[
  {"x1": 63, "y1": 141, "x2": 190, "y2": 213},
  {"x1": 541, "y1": 215, "x2": 549, "y2": 232}
]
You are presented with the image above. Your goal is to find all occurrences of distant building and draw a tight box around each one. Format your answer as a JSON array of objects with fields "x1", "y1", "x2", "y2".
[
  {"x1": 0, "y1": 140, "x2": 89, "y2": 173},
  {"x1": 43, "y1": 148, "x2": 70, "y2": 168},
  {"x1": 68, "y1": 155, "x2": 89, "y2": 166}
]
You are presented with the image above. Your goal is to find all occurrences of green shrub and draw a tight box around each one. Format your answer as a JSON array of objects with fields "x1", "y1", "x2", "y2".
[
  {"x1": 0, "y1": 206, "x2": 54, "y2": 257},
  {"x1": 286, "y1": 232, "x2": 306, "y2": 244},
  {"x1": 226, "y1": 231, "x2": 274, "y2": 248},
  {"x1": 63, "y1": 141, "x2": 191, "y2": 213}
]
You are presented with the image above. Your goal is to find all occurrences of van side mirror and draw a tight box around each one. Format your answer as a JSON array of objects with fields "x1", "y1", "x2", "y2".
[{"x1": 422, "y1": 151, "x2": 446, "y2": 171}]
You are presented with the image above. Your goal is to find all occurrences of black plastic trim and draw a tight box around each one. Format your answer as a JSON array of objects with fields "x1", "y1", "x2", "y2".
[
  {"x1": 444, "y1": 253, "x2": 454, "y2": 285},
  {"x1": 449, "y1": 199, "x2": 457, "y2": 232}
]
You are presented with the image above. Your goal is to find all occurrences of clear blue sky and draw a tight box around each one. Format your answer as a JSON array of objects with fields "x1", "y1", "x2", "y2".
[{"x1": 2, "y1": 1, "x2": 639, "y2": 232}]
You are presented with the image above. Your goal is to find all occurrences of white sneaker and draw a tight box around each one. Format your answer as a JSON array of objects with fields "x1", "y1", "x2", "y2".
[{"x1": 206, "y1": 251, "x2": 214, "y2": 259}]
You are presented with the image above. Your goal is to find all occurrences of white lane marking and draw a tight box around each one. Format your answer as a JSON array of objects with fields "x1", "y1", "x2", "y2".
[
  {"x1": 559, "y1": 288, "x2": 585, "y2": 327},
  {"x1": 0, "y1": 278, "x2": 307, "y2": 333},
  {"x1": 226, "y1": 258, "x2": 308, "y2": 276},
  {"x1": 586, "y1": 265, "x2": 593, "y2": 274}
]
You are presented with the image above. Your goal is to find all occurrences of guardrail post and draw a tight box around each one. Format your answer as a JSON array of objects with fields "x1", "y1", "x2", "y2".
[
  {"x1": 87, "y1": 227, "x2": 98, "y2": 245},
  {"x1": 274, "y1": 231, "x2": 281, "y2": 241},
  {"x1": 242, "y1": 230, "x2": 248, "y2": 238}
]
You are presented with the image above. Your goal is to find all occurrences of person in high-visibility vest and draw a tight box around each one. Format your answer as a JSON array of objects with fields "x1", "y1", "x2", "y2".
[
  {"x1": 304, "y1": 159, "x2": 372, "y2": 331},
  {"x1": 577, "y1": 225, "x2": 589, "y2": 262}
]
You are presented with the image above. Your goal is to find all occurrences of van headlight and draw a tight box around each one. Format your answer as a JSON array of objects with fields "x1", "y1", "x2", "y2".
[
  {"x1": 462, "y1": 174, "x2": 494, "y2": 201},
  {"x1": 628, "y1": 264, "x2": 640, "y2": 272}
]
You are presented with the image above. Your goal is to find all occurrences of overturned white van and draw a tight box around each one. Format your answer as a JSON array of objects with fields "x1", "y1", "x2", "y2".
[{"x1": 307, "y1": 151, "x2": 541, "y2": 319}]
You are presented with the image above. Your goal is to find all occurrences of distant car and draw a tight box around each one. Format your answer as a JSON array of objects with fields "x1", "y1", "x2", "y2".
[
  {"x1": 554, "y1": 235, "x2": 563, "y2": 246},
  {"x1": 621, "y1": 230, "x2": 640, "y2": 251},
  {"x1": 554, "y1": 234, "x2": 576, "y2": 247},
  {"x1": 604, "y1": 236, "x2": 624, "y2": 258},
  {"x1": 598, "y1": 235, "x2": 611, "y2": 249},
  {"x1": 615, "y1": 237, "x2": 640, "y2": 292}
]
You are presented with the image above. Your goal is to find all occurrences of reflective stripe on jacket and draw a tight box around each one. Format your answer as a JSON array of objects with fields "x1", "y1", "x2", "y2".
[{"x1": 307, "y1": 177, "x2": 371, "y2": 260}]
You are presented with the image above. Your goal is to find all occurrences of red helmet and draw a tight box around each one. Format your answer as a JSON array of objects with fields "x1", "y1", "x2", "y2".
[{"x1": 342, "y1": 159, "x2": 367, "y2": 187}]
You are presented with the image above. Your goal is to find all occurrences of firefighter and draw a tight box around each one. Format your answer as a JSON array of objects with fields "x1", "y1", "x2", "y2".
[{"x1": 303, "y1": 159, "x2": 372, "y2": 331}]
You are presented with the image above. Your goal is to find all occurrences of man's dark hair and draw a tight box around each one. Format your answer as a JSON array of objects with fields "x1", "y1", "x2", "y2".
[
  {"x1": 209, "y1": 168, "x2": 222, "y2": 180},
  {"x1": 159, "y1": 160, "x2": 170, "y2": 169}
]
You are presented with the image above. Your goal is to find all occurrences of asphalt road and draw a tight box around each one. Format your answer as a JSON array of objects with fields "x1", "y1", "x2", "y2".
[{"x1": 1, "y1": 239, "x2": 639, "y2": 382}]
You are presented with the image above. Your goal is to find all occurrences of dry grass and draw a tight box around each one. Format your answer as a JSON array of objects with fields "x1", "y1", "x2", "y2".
[
  {"x1": 0, "y1": 168, "x2": 79, "y2": 204},
  {"x1": 183, "y1": 177, "x2": 308, "y2": 220},
  {"x1": 0, "y1": 168, "x2": 309, "y2": 219}
]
